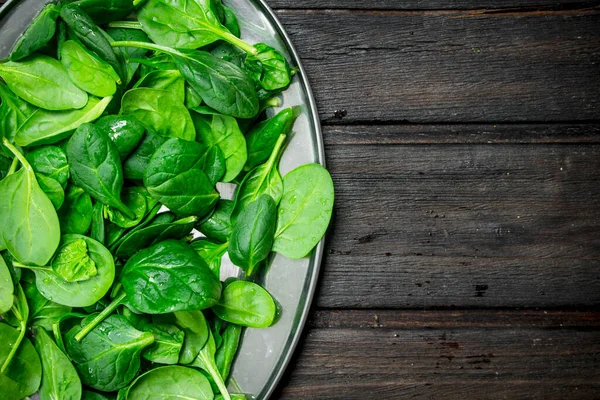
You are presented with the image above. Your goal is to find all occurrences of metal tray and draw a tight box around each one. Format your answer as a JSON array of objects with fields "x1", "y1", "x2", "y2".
[{"x1": 0, "y1": 1, "x2": 325, "y2": 399}]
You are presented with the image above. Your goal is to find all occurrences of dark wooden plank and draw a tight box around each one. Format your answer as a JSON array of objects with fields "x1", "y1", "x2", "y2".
[
  {"x1": 276, "y1": 9, "x2": 600, "y2": 123},
  {"x1": 268, "y1": 0, "x2": 593, "y2": 11},
  {"x1": 315, "y1": 141, "x2": 600, "y2": 308},
  {"x1": 276, "y1": 310, "x2": 600, "y2": 399}
]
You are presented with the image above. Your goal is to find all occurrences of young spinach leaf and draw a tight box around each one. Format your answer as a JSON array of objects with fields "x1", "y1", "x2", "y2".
[
  {"x1": 22, "y1": 270, "x2": 72, "y2": 331},
  {"x1": 245, "y1": 108, "x2": 298, "y2": 170},
  {"x1": 9, "y1": 4, "x2": 60, "y2": 61},
  {"x1": 201, "y1": 145, "x2": 226, "y2": 186},
  {"x1": 106, "y1": 27, "x2": 150, "y2": 84},
  {"x1": 144, "y1": 138, "x2": 219, "y2": 218},
  {"x1": 0, "y1": 323, "x2": 41, "y2": 399},
  {"x1": 25, "y1": 146, "x2": 70, "y2": 188},
  {"x1": 58, "y1": 186, "x2": 93, "y2": 235},
  {"x1": 228, "y1": 195, "x2": 277, "y2": 276},
  {"x1": 190, "y1": 239, "x2": 228, "y2": 279},
  {"x1": 51, "y1": 237, "x2": 98, "y2": 283},
  {"x1": 61, "y1": 40, "x2": 120, "y2": 97},
  {"x1": 232, "y1": 134, "x2": 286, "y2": 222},
  {"x1": 133, "y1": 69, "x2": 186, "y2": 102},
  {"x1": 273, "y1": 164, "x2": 335, "y2": 259},
  {"x1": 189, "y1": 326, "x2": 231, "y2": 400},
  {"x1": 197, "y1": 200, "x2": 234, "y2": 243},
  {"x1": 36, "y1": 174, "x2": 65, "y2": 210},
  {"x1": 67, "y1": 123, "x2": 135, "y2": 219},
  {"x1": 0, "y1": 81, "x2": 37, "y2": 148},
  {"x1": 96, "y1": 115, "x2": 146, "y2": 159},
  {"x1": 124, "y1": 365, "x2": 214, "y2": 400},
  {"x1": 73, "y1": 0, "x2": 137, "y2": 25},
  {"x1": 105, "y1": 186, "x2": 148, "y2": 229},
  {"x1": 0, "y1": 139, "x2": 60, "y2": 266},
  {"x1": 65, "y1": 314, "x2": 154, "y2": 392},
  {"x1": 245, "y1": 44, "x2": 292, "y2": 91},
  {"x1": 0, "y1": 54, "x2": 88, "y2": 111},
  {"x1": 15, "y1": 95, "x2": 113, "y2": 147},
  {"x1": 212, "y1": 280, "x2": 276, "y2": 328},
  {"x1": 0, "y1": 255, "x2": 13, "y2": 314},
  {"x1": 121, "y1": 240, "x2": 222, "y2": 314},
  {"x1": 36, "y1": 328, "x2": 82, "y2": 400},
  {"x1": 193, "y1": 113, "x2": 247, "y2": 182},
  {"x1": 25, "y1": 234, "x2": 115, "y2": 307},
  {"x1": 121, "y1": 88, "x2": 196, "y2": 141},
  {"x1": 173, "y1": 310, "x2": 209, "y2": 365},
  {"x1": 215, "y1": 322, "x2": 242, "y2": 383},
  {"x1": 123, "y1": 130, "x2": 167, "y2": 180},
  {"x1": 90, "y1": 202, "x2": 106, "y2": 244},
  {"x1": 139, "y1": 320, "x2": 186, "y2": 365},
  {"x1": 1, "y1": 283, "x2": 29, "y2": 372}
]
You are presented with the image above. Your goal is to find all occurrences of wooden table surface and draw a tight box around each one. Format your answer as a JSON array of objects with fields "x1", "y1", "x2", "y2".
[{"x1": 267, "y1": 1, "x2": 600, "y2": 399}]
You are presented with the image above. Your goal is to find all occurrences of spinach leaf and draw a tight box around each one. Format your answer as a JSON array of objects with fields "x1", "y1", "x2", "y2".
[
  {"x1": 245, "y1": 108, "x2": 298, "y2": 170},
  {"x1": 0, "y1": 323, "x2": 41, "y2": 399},
  {"x1": 22, "y1": 270, "x2": 72, "y2": 331},
  {"x1": 193, "y1": 113, "x2": 247, "y2": 182},
  {"x1": 139, "y1": 320, "x2": 186, "y2": 365},
  {"x1": 228, "y1": 195, "x2": 277, "y2": 276},
  {"x1": 124, "y1": 365, "x2": 214, "y2": 400},
  {"x1": 0, "y1": 55, "x2": 88, "y2": 111},
  {"x1": 61, "y1": 40, "x2": 120, "y2": 97},
  {"x1": 232, "y1": 134, "x2": 286, "y2": 221},
  {"x1": 25, "y1": 146, "x2": 70, "y2": 188},
  {"x1": 26, "y1": 234, "x2": 115, "y2": 307},
  {"x1": 58, "y1": 186, "x2": 93, "y2": 235},
  {"x1": 245, "y1": 44, "x2": 292, "y2": 91},
  {"x1": 65, "y1": 314, "x2": 154, "y2": 392},
  {"x1": 273, "y1": 163, "x2": 335, "y2": 259},
  {"x1": 90, "y1": 202, "x2": 106, "y2": 244},
  {"x1": 185, "y1": 84, "x2": 203, "y2": 108},
  {"x1": 36, "y1": 328, "x2": 82, "y2": 400},
  {"x1": 51, "y1": 237, "x2": 98, "y2": 282},
  {"x1": 215, "y1": 322, "x2": 242, "y2": 382},
  {"x1": 137, "y1": 0, "x2": 255, "y2": 53},
  {"x1": 96, "y1": 115, "x2": 146, "y2": 159},
  {"x1": 105, "y1": 186, "x2": 148, "y2": 228},
  {"x1": 190, "y1": 239, "x2": 228, "y2": 279},
  {"x1": 37, "y1": 173, "x2": 65, "y2": 210},
  {"x1": 197, "y1": 199, "x2": 233, "y2": 243},
  {"x1": 67, "y1": 123, "x2": 135, "y2": 219},
  {"x1": 123, "y1": 130, "x2": 167, "y2": 180},
  {"x1": 189, "y1": 325, "x2": 231, "y2": 400},
  {"x1": 0, "y1": 140, "x2": 60, "y2": 266},
  {"x1": 9, "y1": 4, "x2": 60, "y2": 61},
  {"x1": 0, "y1": 255, "x2": 13, "y2": 314},
  {"x1": 73, "y1": 0, "x2": 137, "y2": 25},
  {"x1": 15, "y1": 95, "x2": 113, "y2": 147},
  {"x1": 212, "y1": 280, "x2": 276, "y2": 328},
  {"x1": 173, "y1": 310, "x2": 209, "y2": 365},
  {"x1": 201, "y1": 145, "x2": 226, "y2": 185},
  {"x1": 121, "y1": 240, "x2": 222, "y2": 314},
  {"x1": 83, "y1": 390, "x2": 112, "y2": 400},
  {"x1": 1, "y1": 283, "x2": 29, "y2": 372},
  {"x1": 144, "y1": 138, "x2": 219, "y2": 218},
  {"x1": 107, "y1": 27, "x2": 150, "y2": 84},
  {"x1": 221, "y1": 4, "x2": 240, "y2": 38},
  {"x1": 60, "y1": 4, "x2": 126, "y2": 81},
  {"x1": 114, "y1": 214, "x2": 197, "y2": 258},
  {"x1": 121, "y1": 88, "x2": 196, "y2": 141},
  {"x1": 133, "y1": 69, "x2": 186, "y2": 102},
  {"x1": 0, "y1": 80, "x2": 37, "y2": 148}
]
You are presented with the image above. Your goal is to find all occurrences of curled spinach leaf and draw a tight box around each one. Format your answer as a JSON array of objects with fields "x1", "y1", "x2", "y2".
[
  {"x1": 215, "y1": 322, "x2": 242, "y2": 383},
  {"x1": 25, "y1": 146, "x2": 70, "y2": 188},
  {"x1": 58, "y1": 186, "x2": 93, "y2": 235},
  {"x1": 273, "y1": 163, "x2": 335, "y2": 259},
  {"x1": 0, "y1": 54, "x2": 88, "y2": 111},
  {"x1": 0, "y1": 80, "x2": 37, "y2": 148},
  {"x1": 65, "y1": 314, "x2": 154, "y2": 392},
  {"x1": 228, "y1": 195, "x2": 277, "y2": 276},
  {"x1": 96, "y1": 115, "x2": 146, "y2": 159},
  {"x1": 173, "y1": 310, "x2": 209, "y2": 365},
  {"x1": 104, "y1": 186, "x2": 149, "y2": 229},
  {"x1": 121, "y1": 240, "x2": 222, "y2": 314},
  {"x1": 36, "y1": 328, "x2": 82, "y2": 400},
  {"x1": 197, "y1": 200, "x2": 233, "y2": 244},
  {"x1": 9, "y1": 4, "x2": 60, "y2": 61},
  {"x1": 51, "y1": 238, "x2": 98, "y2": 283},
  {"x1": 90, "y1": 202, "x2": 105, "y2": 244},
  {"x1": 67, "y1": 123, "x2": 135, "y2": 219},
  {"x1": 189, "y1": 325, "x2": 231, "y2": 400},
  {"x1": 245, "y1": 43, "x2": 293, "y2": 91},
  {"x1": 212, "y1": 280, "x2": 276, "y2": 328},
  {"x1": 144, "y1": 138, "x2": 219, "y2": 218},
  {"x1": 121, "y1": 88, "x2": 196, "y2": 141},
  {"x1": 190, "y1": 239, "x2": 227, "y2": 279},
  {"x1": 0, "y1": 140, "x2": 60, "y2": 266}
]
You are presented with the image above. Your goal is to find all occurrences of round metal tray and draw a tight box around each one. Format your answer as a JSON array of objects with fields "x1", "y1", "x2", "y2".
[{"x1": 0, "y1": 1, "x2": 325, "y2": 399}]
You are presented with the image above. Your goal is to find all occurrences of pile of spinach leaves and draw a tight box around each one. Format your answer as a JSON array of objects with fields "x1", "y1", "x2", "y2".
[{"x1": 0, "y1": 0, "x2": 334, "y2": 399}]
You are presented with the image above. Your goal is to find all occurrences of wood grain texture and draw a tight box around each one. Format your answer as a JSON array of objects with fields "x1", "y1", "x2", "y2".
[
  {"x1": 275, "y1": 310, "x2": 600, "y2": 399},
  {"x1": 315, "y1": 140, "x2": 600, "y2": 308},
  {"x1": 276, "y1": 9, "x2": 600, "y2": 123}
]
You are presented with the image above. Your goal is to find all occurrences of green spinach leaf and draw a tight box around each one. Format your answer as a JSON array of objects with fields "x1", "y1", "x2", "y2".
[
  {"x1": 124, "y1": 365, "x2": 214, "y2": 400},
  {"x1": 190, "y1": 239, "x2": 228, "y2": 279},
  {"x1": 189, "y1": 325, "x2": 231, "y2": 400},
  {"x1": 51, "y1": 237, "x2": 98, "y2": 282},
  {"x1": 107, "y1": 27, "x2": 150, "y2": 84},
  {"x1": 121, "y1": 240, "x2": 222, "y2": 314},
  {"x1": 65, "y1": 314, "x2": 154, "y2": 392},
  {"x1": 0, "y1": 254, "x2": 13, "y2": 314},
  {"x1": 36, "y1": 328, "x2": 82, "y2": 400},
  {"x1": 0, "y1": 54, "x2": 88, "y2": 111},
  {"x1": 96, "y1": 115, "x2": 146, "y2": 159},
  {"x1": 67, "y1": 123, "x2": 135, "y2": 219},
  {"x1": 173, "y1": 310, "x2": 209, "y2": 365},
  {"x1": 273, "y1": 163, "x2": 334, "y2": 259},
  {"x1": 22, "y1": 270, "x2": 72, "y2": 331},
  {"x1": 197, "y1": 199, "x2": 233, "y2": 243},
  {"x1": 0, "y1": 82, "x2": 37, "y2": 148},
  {"x1": 215, "y1": 322, "x2": 242, "y2": 382},
  {"x1": 245, "y1": 44, "x2": 292, "y2": 91},
  {"x1": 123, "y1": 130, "x2": 168, "y2": 180},
  {"x1": 105, "y1": 186, "x2": 149, "y2": 228},
  {"x1": 212, "y1": 280, "x2": 276, "y2": 328},
  {"x1": 228, "y1": 195, "x2": 277, "y2": 276},
  {"x1": 74, "y1": 0, "x2": 137, "y2": 25},
  {"x1": 0, "y1": 323, "x2": 41, "y2": 399},
  {"x1": 58, "y1": 186, "x2": 93, "y2": 235},
  {"x1": 25, "y1": 146, "x2": 70, "y2": 187},
  {"x1": 133, "y1": 69, "x2": 186, "y2": 102},
  {"x1": 90, "y1": 202, "x2": 106, "y2": 244},
  {"x1": 36, "y1": 173, "x2": 65, "y2": 210},
  {"x1": 245, "y1": 108, "x2": 297, "y2": 170},
  {"x1": 9, "y1": 4, "x2": 60, "y2": 61}
]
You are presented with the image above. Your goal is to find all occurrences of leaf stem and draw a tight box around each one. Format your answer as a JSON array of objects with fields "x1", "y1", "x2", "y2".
[
  {"x1": 219, "y1": 31, "x2": 258, "y2": 56},
  {"x1": 111, "y1": 41, "x2": 185, "y2": 58},
  {"x1": 11, "y1": 261, "x2": 53, "y2": 272},
  {"x1": 75, "y1": 292, "x2": 126, "y2": 342},
  {"x1": 107, "y1": 21, "x2": 143, "y2": 30},
  {"x1": 0, "y1": 317, "x2": 25, "y2": 373},
  {"x1": 7, "y1": 156, "x2": 19, "y2": 175},
  {"x1": 2, "y1": 138, "x2": 31, "y2": 171}
]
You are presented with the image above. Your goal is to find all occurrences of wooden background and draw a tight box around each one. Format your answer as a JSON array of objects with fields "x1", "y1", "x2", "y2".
[{"x1": 267, "y1": 1, "x2": 600, "y2": 399}]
